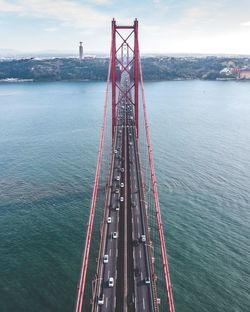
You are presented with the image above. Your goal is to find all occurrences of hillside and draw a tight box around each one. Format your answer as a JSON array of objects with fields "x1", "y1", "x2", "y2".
[{"x1": 0, "y1": 56, "x2": 249, "y2": 81}]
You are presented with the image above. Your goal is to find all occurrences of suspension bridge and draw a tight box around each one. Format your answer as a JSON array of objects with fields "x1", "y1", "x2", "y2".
[{"x1": 75, "y1": 19, "x2": 175, "y2": 312}]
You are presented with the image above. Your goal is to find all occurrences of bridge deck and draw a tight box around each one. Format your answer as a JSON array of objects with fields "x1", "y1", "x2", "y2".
[{"x1": 92, "y1": 84, "x2": 156, "y2": 312}]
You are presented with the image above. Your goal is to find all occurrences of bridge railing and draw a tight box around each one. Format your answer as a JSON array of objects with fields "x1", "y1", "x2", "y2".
[{"x1": 75, "y1": 50, "x2": 113, "y2": 312}]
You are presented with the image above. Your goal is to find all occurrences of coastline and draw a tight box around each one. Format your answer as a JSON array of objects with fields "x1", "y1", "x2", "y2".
[{"x1": 1, "y1": 56, "x2": 250, "y2": 82}]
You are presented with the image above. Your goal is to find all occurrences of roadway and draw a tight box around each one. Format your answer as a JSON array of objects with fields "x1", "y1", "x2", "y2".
[
  {"x1": 126, "y1": 102, "x2": 155, "y2": 312},
  {"x1": 92, "y1": 78, "x2": 156, "y2": 311}
]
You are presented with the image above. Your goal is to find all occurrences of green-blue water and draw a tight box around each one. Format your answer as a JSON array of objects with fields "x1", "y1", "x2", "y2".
[{"x1": 0, "y1": 81, "x2": 249, "y2": 312}]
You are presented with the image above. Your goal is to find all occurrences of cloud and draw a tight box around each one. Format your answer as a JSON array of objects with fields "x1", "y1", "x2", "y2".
[
  {"x1": 0, "y1": 0, "x2": 22, "y2": 12},
  {"x1": 241, "y1": 21, "x2": 250, "y2": 27},
  {"x1": 1, "y1": 0, "x2": 250, "y2": 54},
  {"x1": 93, "y1": 0, "x2": 112, "y2": 4},
  {"x1": 185, "y1": 7, "x2": 206, "y2": 19},
  {"x1": 0, "y1": 0, "x2": 111, "y2": 29},
  {"x1": 44, "y1": 27, "x2": 58, "y2": 32}
]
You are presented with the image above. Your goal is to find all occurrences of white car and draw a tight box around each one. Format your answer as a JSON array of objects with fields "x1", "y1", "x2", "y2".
[
  {"x1": 113, "y1": 232, "x2": 118, "y2": 239},
  {"x1": 107, "y1": 217, "x2": 111, "y2": 224},
  {"x1": 98, "y1": 294, "x2": 104, "y2": 305},
  {"x1": 145, "y1": 278, "x2": 150, "y2": 284},
  {"x1": 114, "y1": 149, "x2": 118, "y2": 154},
  {"x1": 120, "y1": 197, "x2": 124, "y2": 202},
  {"x1": 103, "y1": 254, "x2": 109, "y2": 263},
  {"x1": 108, "y1": 277, "x2": 114, "y2": 287},
  {"x1": 120, "y1": 183, "x2": 124, "y2": 188},
  {"x1": 116, "y1": 176, "x2": 120, "y2": 181},
  {"x1": 115, "y1": 206, "x2": 120, "y2": 211},
  {"x1": 141, "y1": 234, "x2": 146, "y2": 242}
]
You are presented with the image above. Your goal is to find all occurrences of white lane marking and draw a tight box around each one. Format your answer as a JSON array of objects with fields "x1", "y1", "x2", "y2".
[
  {"x1": 114, "y1": 296, "x2": 116, "y2": 309},
  {"x1": 110, "y1": 249, "x2": 112, "y2": 256},
  {"x1": 108, "y1": 270, "x2": 110, "y2": 278},
  {"x1": 143, "y1": 298, "x2": 145, "y2": 310},
  {"x1": 116, "y1": 269, "x2": 117, "y2": 279},
  {"x1": 141, "y1": 271, "x2": 143, "y2": 281},
  {"x1": 137, "y1": 217, "x2": 139, "y2": 224},
  {"x1": 106, "y1": 297, "x2": 108, "y2": 308},
  {"x1": 116, "y1": 249, "x2": 118, "y2": 257},
  {"x1": 139, "y1": 249, "x2": 142, "y2": 259}
]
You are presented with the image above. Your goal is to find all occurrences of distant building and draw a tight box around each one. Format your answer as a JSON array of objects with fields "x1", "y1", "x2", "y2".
[
  {"x1": 79, "y1": 42, "x2": 83, "y2": 60},
  {"x1": 220, "y1": 67, "x2": 233, "y2": 76},
  {"x1": 220, "y1": 66, "x2": 250, "y2": 79},
  {"x1": 239, "y1": 68, "x2": 250, "y2": 79},
  {"x1": 230, "y1": 67, "x2": 250, "y2": 79},
  {"x1": 227, "y1": 60, "x2": 236, "y2": 68}
]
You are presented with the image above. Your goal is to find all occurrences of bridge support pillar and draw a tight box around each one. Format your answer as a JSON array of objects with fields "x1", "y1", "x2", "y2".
[
  {"x1": 112, "y1": 18, "x2": 116, "y2": 140},
  {"x1": 111, "y1": 18, "x2": 140, "y2": 141},
  {"x1": 134, "y1": 19, "x2": 139, "y2": 138}
]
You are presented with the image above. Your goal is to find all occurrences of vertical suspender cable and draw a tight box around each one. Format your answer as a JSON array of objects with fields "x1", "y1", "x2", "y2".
[
  {"x1": 138, "y1": 50, "x2": 175, "y2": 312},
  {"x1": 75, "y1": 45, "x2": 112, "y2": 312}
]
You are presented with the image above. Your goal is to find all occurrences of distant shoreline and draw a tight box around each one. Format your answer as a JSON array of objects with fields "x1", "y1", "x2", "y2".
[
  {"x1": 1, "y1": 78, "x2": 249, "y2": 83},
  {"x1": 0, "y1": 56, "x2": 250, "y2": 82}
]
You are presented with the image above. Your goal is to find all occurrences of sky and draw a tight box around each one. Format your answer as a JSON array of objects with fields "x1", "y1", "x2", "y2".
[{"x1": 1, "y1": 0, "x2": 250, "y2": 55}]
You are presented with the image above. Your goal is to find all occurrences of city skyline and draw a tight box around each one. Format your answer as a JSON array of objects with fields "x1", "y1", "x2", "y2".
[{"x1": 1, "y1": 0, "x2": 250, "y2": 55}]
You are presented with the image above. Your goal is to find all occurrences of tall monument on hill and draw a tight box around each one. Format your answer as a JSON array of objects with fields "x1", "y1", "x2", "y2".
[{"x1": 79, "y1": 42, "x2": 83, "y2": 60}]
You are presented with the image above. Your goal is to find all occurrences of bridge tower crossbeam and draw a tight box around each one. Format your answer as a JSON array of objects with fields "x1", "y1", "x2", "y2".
[{"x1": 111, "y1": 18, "x2": 139, "y2": 139}]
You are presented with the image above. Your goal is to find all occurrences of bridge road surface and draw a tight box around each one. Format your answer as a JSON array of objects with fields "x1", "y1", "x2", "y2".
[
  {"x1": 126, "y1": 102, "x2": 155, "y2": 312},
  {"x1": 95, "y1": 99, "x2": 126, "y2": 312},
  {"x1": 94, "y1": 85, "x2": 155, "y2": 311}
]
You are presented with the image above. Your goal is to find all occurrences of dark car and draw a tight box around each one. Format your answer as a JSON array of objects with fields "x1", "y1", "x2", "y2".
[
  {"x1": 134, "y1": 267, "x2": 140, "y2": 277},
  {"x1": 133, "y1": 239, "x2": 139, "y2": 247}
]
